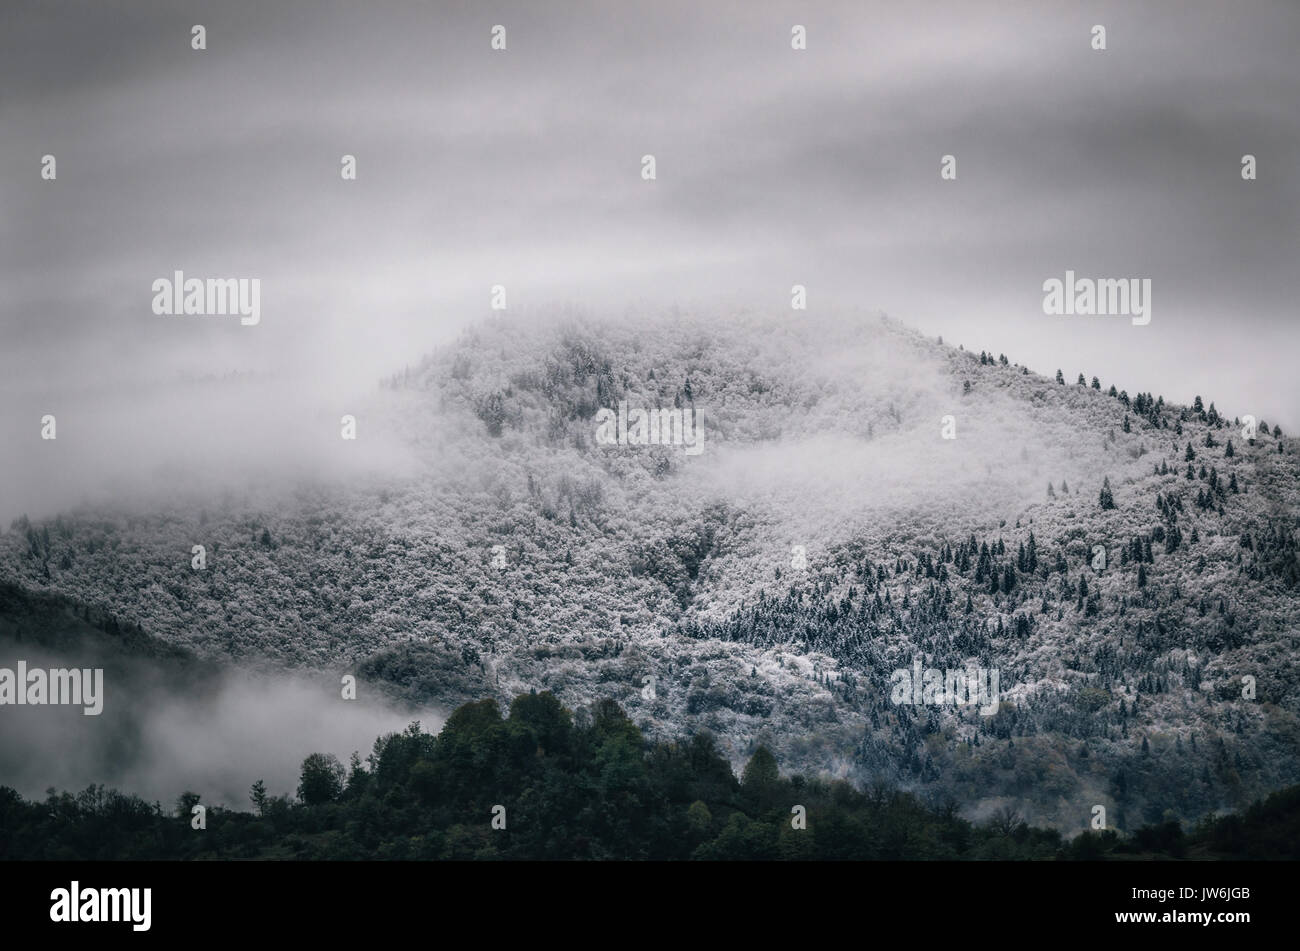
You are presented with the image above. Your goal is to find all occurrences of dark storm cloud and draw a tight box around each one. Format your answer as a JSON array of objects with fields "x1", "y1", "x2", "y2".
[{"x1": 1, "y1": 0, "x2": 1297, "y2": 518}]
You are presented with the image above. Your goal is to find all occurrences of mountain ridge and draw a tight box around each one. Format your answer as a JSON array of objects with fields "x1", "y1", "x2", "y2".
[{"x1": 2, "y1": 309, "x2": 1296, "y2": 830}]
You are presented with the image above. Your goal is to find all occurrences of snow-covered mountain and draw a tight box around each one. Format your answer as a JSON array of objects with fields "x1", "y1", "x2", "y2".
[{"x1": 4, "y1": 309, "x2": 1297, "y2": 830}]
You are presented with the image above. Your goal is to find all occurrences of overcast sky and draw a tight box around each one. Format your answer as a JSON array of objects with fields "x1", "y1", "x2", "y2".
[{"x1": 2, "y1": 0, "x2": 1297, "y2": 508}]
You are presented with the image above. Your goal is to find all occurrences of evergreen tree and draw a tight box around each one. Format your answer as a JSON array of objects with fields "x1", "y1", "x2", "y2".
[
  {"x1": 1099, "y1": 477, "x2": 1116, "y2": 510},
  {"x1": 741, "y1": 746, "x2": 781, "y2": 809},
  {"x1": 250, "y1": 780, "x2": 267, "y2": 816}
]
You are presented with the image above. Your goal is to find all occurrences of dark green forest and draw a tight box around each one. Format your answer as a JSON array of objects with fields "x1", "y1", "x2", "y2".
[{"x1": 2, "y1": 690, "x2": 1297, "y2": 861}]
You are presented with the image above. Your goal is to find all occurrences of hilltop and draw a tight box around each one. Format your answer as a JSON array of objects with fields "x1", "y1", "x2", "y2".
[{"x1": 2, "y1": 309, "x2": 1297, "y2": 830}]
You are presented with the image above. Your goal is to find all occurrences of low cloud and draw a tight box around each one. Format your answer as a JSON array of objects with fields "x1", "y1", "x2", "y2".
[{"x1": 0, "y1": 641, "x2": 443, "y2": 808}]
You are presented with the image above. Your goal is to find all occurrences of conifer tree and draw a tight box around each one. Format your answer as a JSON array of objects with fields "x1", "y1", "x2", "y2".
[{"x1": 1099, "y1": 477, "x2": 1116, "y2": 510}]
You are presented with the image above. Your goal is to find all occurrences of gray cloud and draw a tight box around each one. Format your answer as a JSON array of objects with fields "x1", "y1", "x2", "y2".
[
  {"x1": 0, "y1": 639, "x2": 443, "y2": 806},
  {"x1": 2, "y1": 0, "x2": 1296, "y2": 520}
]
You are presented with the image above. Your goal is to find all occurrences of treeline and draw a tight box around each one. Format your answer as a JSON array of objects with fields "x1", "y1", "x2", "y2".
[{"x1": 1, "y1": 692, "x2": 1296, "y2": 860}]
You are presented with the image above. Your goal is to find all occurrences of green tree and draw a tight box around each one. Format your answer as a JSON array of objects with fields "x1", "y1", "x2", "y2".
[
  {"x1": 508, "y1": 690, "x2": 573, "y2": 757},
  {"x1": 741, "y1": 746, "x2": 782, "y2": 809},
  {"x1": 175, "y1": 791, "x2": 201, "y2": 819},
  {"x1": 297, "y1": 752, "x2": 345, "y2": 805},
  {"x1": 685, "y1": 800, "x2": 713, "y2": 841},
  {"x1": 693, "y1": 813, "x2": 778, "y2": 860},
  {"x1": 249, "y1": 779, "x2": 267, "y2": 816}
]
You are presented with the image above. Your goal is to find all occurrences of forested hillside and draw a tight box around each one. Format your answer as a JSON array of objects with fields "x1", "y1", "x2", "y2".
[
  {"x1": 2, "y1": 311, "x2": 1297, "y2": 831},
  {"x1": 4, "y1": 691, "x2": 1298, "y2": 861}
]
